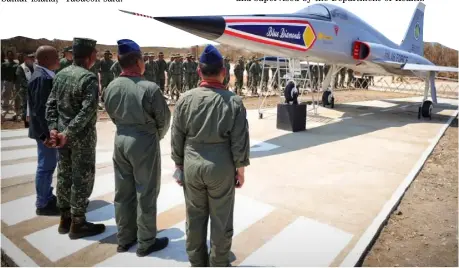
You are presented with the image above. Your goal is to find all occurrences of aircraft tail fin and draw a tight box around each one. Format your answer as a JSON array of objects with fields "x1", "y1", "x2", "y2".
[{"x1": 400, "y1": 2, "x2": 425, "y2": 56}]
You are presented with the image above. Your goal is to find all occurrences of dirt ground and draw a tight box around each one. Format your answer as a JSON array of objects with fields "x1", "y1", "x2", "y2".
[
  {"x1": 363, "y1": 117, "x2": 458, "y2": 267},
  {"x1": 1, "y1": 89, "x2": 457, "y2": 267}
]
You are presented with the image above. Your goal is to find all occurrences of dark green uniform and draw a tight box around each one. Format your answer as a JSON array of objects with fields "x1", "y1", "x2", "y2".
[
  {"x1": 347, "y1": 68, "x2": 354, "y2": 88},
  {"x1": 166, "y1": 57, "x2": 174, "y2": 92},
  {"x1": 171, "y1": 86, "x2": 250, "y2": 266},
  {"x1": 233, "y1": 58, "x2": 244, "y2": 95},
  {"x1": 249, "y1": 61, "x2": 261, "y2": 94},
  {"x1": 169, "y1": 60, "x2": 182, "y2": 100},
  {"x1": 223, "y1": 58, "x2": 231, "y2": 88},
  {"x1": 155, "y1": 57, "x2": 167, "y2": 92},
  {"x1": 245, "y1": 59, "x2": 253, "y2": 87},
  {"x1": 99, "y1": 58, "x2": 115, "y2": 90},
  {"x1": 111, "y1": 61, "x2": 122, "y2": 78},
  {"x1": 1, "y1": 60, "x2": 17, "y2": 112},
  {"x1": 56, "y1": 58, "x2": 73, "y2": 74},
  {"x1": 103, "y1": 76, "x2": 171, "y2": 252},
  {"x1": 183, "y1": 57, "x2": 196, "y2": 91},
  {"x1": 144, "y1": 59, "x2": 157, "y2": 83},
  {"x1": 339, "y1": 67, "x2": 346, "y2": 88}
]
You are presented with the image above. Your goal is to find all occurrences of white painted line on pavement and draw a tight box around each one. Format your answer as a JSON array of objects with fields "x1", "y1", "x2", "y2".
[
  {"x1": 95, "y1": 194, "x2": 275, "y2": 267},
  {"x1": 1, "y1": 148, "x2": 37, "y2": 161},
  {"x1": 1, "y1": 173, "x2": 115, "y2": 226},
  {"x1": 359, "y1": 113, "x2": 374, "y2": 117},
  {"x1": 340, "y1": 110, "x2": 459, "y2": 267},
  {"x1": 1, "y1": 151, "x2": 113, "y2": 180},
  {"x1": 25, "y1": 182, "x2": 183, "y2": 262},
  {"x1": 241, "y1": 217, "x2": 353, "y2": 267},
  {"x1": 341, "y1": 117, "x2": 353, "y2": 120},
  {"x1": 1, "y1": 129, "x2": 29, "y2": 139},
  {"x1": 0, "y1": 234, "x2": 39, "y2": 267},
  {"x1": 1, "y1": 138, "x2": 36, "y2": 148}
]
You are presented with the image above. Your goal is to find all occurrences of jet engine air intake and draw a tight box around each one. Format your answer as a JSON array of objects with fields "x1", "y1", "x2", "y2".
[{"x1": 352, "y1": 41, "x2": 369, "y2": 60}]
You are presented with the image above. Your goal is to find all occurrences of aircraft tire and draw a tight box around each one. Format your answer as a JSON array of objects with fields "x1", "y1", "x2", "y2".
[
  {"x1": 322, "y1": 91, "x2": 331, "y2": 107},
  {"x1": 421, "y1": 100, "x2": 433, "y2": 119}
]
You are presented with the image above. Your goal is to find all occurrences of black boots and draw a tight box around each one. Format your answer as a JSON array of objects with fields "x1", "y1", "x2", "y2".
[{"x1": 57, "y1": 210, "x2": 106, "y2": 239}]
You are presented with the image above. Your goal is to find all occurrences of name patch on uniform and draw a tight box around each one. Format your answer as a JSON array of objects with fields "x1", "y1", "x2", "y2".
[{"x1": 224, "y1": 18, "x2": 316, "y2": 52}]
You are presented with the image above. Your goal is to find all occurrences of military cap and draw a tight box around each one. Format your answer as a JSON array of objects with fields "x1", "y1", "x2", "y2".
[
  {"x1": 63, "y1": 46, "x2": 73, "y2": 53},
  {"x1": 117, "y1": 39, "x2": 141, "y2": 55},
  {"x1": 150, "y1": 52, "x2": 155, "y2": 56},
  {"x1": 158, "y1": 52, "x2": 164, "y2": 56},
  {"x1": 72, "y1": 37, "x2": 97, "y2": 55},
  {"x1": 199, "y1": 45, "x2": 223, "y2": 65},
  {"x1": 186, "y1": 53, "x2": 192, "y2": 58}
]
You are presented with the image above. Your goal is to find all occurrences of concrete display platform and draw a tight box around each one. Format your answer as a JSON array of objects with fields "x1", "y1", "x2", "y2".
[{"x1": 1, "y1": 96, "x2": 457, "y2": 267}]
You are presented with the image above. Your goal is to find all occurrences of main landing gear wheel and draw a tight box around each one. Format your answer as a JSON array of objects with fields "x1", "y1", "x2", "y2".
[
  {"x1": 418, "y1": 100, "x2": 433, "y2": 120},
  {"x1": 322, "y1": 91, "x2": 335, "y2": 108}
]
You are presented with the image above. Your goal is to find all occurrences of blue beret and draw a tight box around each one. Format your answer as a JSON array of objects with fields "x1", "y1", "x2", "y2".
[
  {"x1": 117, "y1": 39, "x2": 141, "y2": 55},
  {"x1": 199, "y1": 45, "x2": 223, "y2": 65}
]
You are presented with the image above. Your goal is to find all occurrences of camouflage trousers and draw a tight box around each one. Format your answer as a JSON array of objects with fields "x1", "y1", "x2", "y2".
[
  {"x1": 56, "y1": 129, "x2": 97, "y2": 216},
  {"x1": 234, "y1": 76, "x2": 243, "y2": 95},
  {"x1": 185, "y1": 73, "x2": 195, "y2": 91},
  {"x1": 250, "y1": 75, "x2": 259, "y2": 94},
  {"x1": 170, "y1": 76, "x2": 182, "y2": 100}
]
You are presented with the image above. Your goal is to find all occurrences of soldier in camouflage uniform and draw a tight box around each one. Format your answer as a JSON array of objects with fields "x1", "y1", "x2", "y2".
[
  {"x1": 89, "y1": 53, "x2": 101, "y2": 92},
  {"x1": 55, "y1": 46, "x2": 73, "y2": 74},
  {"x1": 261, "y1": 64, "x2": 269, "y2": 92},
  {"x1": 155, "y1": 52, "x2": 167, "y2": 93},
  {"x1": 99, "y1": 50, "x2": 115, "y2": 98},
  {"x1": 178, "y1": 55, "x2": 185, "y2": 92},
  {"x1": 169, "y1": 55, "x2": 182, "y2": 101},
  {"x1": 16, "y1": 52, "x2": 36, "y2": 122},
  {"x1": 171, "y1": 45, "x2": 250, "y2": 267},
  {"x1": 223, "y1": 56, "x2": 231, "y2": 89},
  {"x1": 110, "y1": 60, "x2": 122, "y2": 78},
  {"x1": 249, "y1": 58, "x2": 261, "y2": 95},
  {"x1": 233, "y1": 56, "x2": 244, "y2": 95},
  {"x1": 347, "y1": 68, "x2": 354, "y2": 88},
  {"x1": 144, "y1": 52, "x2": 157, "y2": 83},
  {"x1": 46, "y1": 37, "x2": 105, "y2": 239},
  {"x1": 191, "y1": 56, "x2": 199, "y2": 88},
  {"x1": 104, "y1": 39, "x2": 171, "y2": 256},
  {"x1": 166, "y1": 54, "x2": 175, "y2": 94},
  {"x1": 245, "y1": 56, "x2": 253, "y2": 87},
  {"x1": 339, "y1": 67, "x2": 346, "y2": 88},
  {"x1": 183, "y1": 53, "x2": 195, "y2": 91}
]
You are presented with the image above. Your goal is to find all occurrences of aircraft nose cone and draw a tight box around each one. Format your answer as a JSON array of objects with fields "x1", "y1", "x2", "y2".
[{"x1": 154, "y1": 16, "x2": 225, "y2": 41}]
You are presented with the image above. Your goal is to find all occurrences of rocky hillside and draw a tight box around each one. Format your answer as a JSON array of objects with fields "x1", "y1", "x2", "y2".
[
  {"x1": 1, "y1": 36, "x2": 457, "y2": 78},
  {"x1": 0, "y1": 36, "x2": 260, "y2": 60}
]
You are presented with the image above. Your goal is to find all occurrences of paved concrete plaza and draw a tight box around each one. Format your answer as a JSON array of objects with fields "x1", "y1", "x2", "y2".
[{"x1": 1, "y1": 96, "x2": 457, "y2": 267}]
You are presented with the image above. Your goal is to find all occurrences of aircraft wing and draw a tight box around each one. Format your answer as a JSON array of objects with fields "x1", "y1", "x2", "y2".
[{"x1": 402, "y1": 63, "x2": 459, "y2": 73}]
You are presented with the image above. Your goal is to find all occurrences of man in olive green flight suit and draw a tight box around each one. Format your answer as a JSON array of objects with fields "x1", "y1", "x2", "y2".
[
  {"x1": 171, "y1": 44, "x2": 250, "y2": 267},
  {"x1": 103, "y1": 39, "x2": 171, "y2": 257},
  {"x1": 46, "y1": 37, "x2": 105, "y2": 239},
  {"x1": 166, "y1": 54, "x2": 175, "y2": 94},
  {"x1": 55, "y1": 46, "x2": 73, "y2": 74}
]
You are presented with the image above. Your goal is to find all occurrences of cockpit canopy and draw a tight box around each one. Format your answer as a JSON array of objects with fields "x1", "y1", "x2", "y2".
[{"x1": 294, "y1": 4, "x2": 331, "y2": 20}]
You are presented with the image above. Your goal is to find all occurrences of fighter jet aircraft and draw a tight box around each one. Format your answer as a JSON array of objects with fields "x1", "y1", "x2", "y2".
[{"x1": 119, "y1": 3, "x2": 458, "y2": 118}]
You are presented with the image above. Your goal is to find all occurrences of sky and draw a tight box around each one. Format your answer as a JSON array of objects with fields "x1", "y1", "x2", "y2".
[{"x1": 0, "y1": 0, "x2": 458, "y2": 50}]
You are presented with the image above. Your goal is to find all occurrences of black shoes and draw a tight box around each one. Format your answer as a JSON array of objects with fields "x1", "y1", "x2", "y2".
[
  {"x1": 117, "y1": 240, "x2": 137, "y2": 253},
  {"x1": 136, "y1": 237, "x2": 169, "y2": 257},
  {"x1": 36, "y1": 196, "x2": 60, "y2": 216},
  {"x1": 58, "y1": 210, "x2": 72, "y2": 234},
  {"x1": 68, "y1": 216, "x2": 106, "y2": 240}
]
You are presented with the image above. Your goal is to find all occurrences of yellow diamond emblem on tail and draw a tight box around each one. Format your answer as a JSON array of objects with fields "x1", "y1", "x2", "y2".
[{"x1": 303, "y1": 25, "x2": 316, "y2": 48}]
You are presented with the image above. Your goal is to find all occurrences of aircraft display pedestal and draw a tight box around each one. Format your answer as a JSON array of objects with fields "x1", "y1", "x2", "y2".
[{"x1": 276, "y1": 103, "x2": 306, "y2": 132}]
